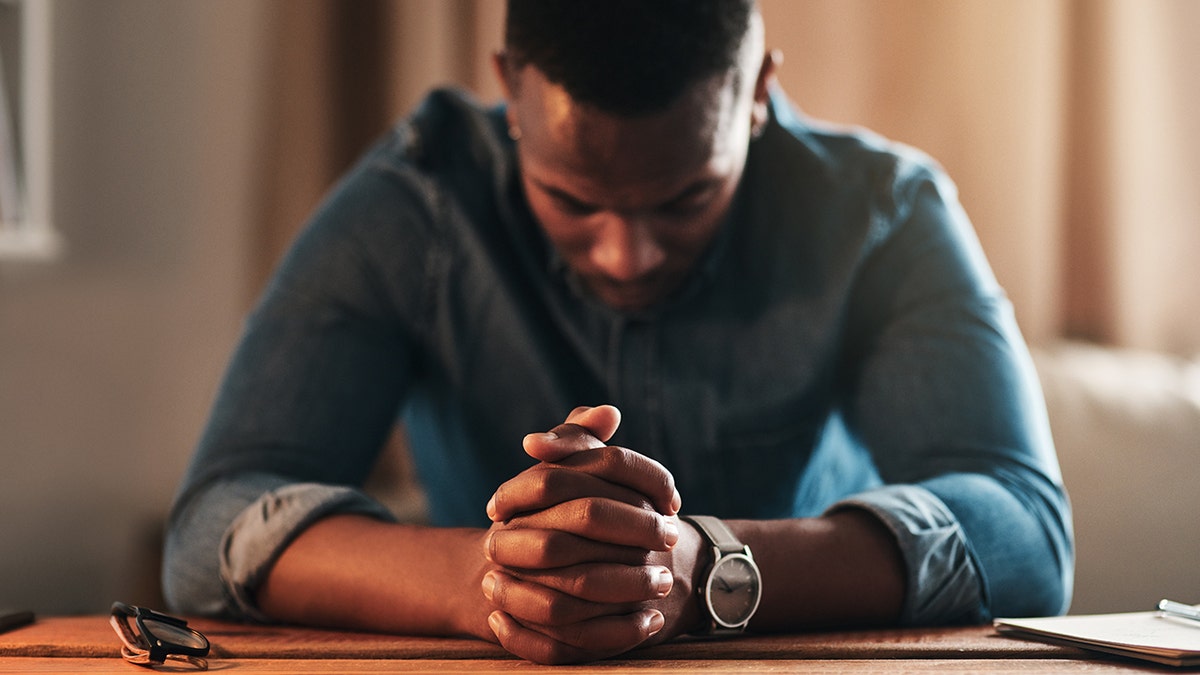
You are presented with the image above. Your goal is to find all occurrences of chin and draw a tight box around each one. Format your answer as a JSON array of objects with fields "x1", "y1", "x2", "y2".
[
  {"x1": 586, "y1": 276, "x2": 678, "y2": 313},
  {"x1": 607, "y1": 300, "x2": 654, "y2": 313},
  {"x1": 597, "y1": 291, "x2": 664, "y2": 313}
]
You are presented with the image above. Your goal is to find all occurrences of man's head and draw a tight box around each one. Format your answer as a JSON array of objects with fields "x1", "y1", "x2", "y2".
[
  {"x1": 503, "y1": 0, "x2": 756, "y2": 116},
  {"x1": 495, "y1": 1, "x2": 777, "y2": 313}
]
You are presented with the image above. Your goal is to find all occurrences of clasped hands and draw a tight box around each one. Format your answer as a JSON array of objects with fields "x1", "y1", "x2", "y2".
[{"x1": 479, "y1": 405, "x2": 703, "y2": 664}]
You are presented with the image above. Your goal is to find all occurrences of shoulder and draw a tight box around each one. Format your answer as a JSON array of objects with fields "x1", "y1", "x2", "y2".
[
  {"x1": 763, "y1": 90, "x2": 950, "y2": 207},
  {"x1": 273, "y1": 89, "x2": 513, "y2": 297},
  {"x1": 736, "y1": 91, "x2": 995, "y2": 305},
  {"x1": 393, "y1": 87, "x2": 512, "y2": 178},
  {"x1": 751, "y1": 90, "x2": 968, "y2": 255},
  {"x1": 766, "y1": 89, "x2": 937, "y2": 173},
  {"x1": 307, "y1": 87, "x2": 515, "y2": 248}
]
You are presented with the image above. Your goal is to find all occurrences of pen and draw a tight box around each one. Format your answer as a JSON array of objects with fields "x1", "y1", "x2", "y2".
[{"x1": 1157, "y1": 599, "x2": 1200, "y2": 623}]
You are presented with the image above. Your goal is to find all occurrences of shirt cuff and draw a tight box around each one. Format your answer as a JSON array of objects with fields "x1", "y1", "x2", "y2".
[
  {"x1": 219, "y1": 482, "x2": 397, "y2": 621},
  {"x1": 826, "y1": 484, "x2": 986, "y2": 625}
]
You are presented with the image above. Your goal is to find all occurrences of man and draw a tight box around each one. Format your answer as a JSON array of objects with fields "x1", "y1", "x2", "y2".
[{"x1": 164, "y1": 0, "x2": 1073, "y2": 665}]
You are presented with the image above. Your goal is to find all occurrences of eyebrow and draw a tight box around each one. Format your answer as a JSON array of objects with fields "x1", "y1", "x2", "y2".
[
  {"x1": 537, "y1": 181, "x2": 599, "y2": 212},
  {"x1": 532, "y1": 176, "x2": 721, "y2": 212}
]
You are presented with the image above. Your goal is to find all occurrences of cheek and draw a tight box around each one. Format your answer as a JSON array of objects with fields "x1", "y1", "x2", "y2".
[
  {"x1": 528, "y1": 200, "x2": 596, "y2": 257},
  {"x1": 658, "y1": 209, "x2": 726, "y2": 258}
]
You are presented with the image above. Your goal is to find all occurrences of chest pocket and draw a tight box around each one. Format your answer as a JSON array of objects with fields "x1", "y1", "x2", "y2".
[
  {"x1": 711, "y1": 410, "x2": 823, "y2": 518},
  {"x1": 673, "y1": 372, "x2": 827, "y2": 518}
]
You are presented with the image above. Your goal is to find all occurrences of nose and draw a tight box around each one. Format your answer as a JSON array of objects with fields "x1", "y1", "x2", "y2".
[{"x1": 590, "y1": 213, "x2": 665, "y2": 282}]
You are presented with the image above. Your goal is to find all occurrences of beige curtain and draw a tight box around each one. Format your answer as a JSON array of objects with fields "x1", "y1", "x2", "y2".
[
  {"x1": 1061, "y1": 1, "x2": 1200, "y2": 354},
  {"x1": 764, "y1": 0, "x2": 1200, "y2": 354},
  {"x1": 253, "y1": 0, "x2": 503, "y2": 289},
  {"x1": 254, "y1": 0, "x2": 1200, "y2": 356}
]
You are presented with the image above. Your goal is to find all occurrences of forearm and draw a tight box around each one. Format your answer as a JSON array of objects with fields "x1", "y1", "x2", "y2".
[
  {"x1": 256, "y1": 514, "x2": 494, "y2": 640},
  {"x1": 727, "y1": 510, "x2": 906, "y2": 631}
]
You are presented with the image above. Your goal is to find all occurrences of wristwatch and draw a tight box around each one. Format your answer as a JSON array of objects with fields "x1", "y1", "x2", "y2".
[{"x1": 681, "y1": 515, "x2": 762, "y2": 635}]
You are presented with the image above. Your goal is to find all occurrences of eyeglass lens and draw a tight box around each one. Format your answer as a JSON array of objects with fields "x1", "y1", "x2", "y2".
[{"x1": 141, "y1": 617, "x2": 209, "y2": 650}]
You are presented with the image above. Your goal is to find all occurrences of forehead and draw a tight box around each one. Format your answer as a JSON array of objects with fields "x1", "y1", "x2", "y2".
[{"x1": 510, "y1": 66, "x2": 741, "y2": 197}]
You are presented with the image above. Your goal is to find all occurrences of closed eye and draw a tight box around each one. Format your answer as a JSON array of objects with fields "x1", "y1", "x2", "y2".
[
  {"x1": 657, "y1": 181, "x2": 720, "y2": 217},
  {"x1": 542, "y1": 185, "x2": 600, "y2": 216}
]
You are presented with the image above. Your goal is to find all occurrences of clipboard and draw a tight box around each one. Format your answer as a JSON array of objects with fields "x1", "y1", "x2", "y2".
[{"x1": 995, "y1": 605, "x2": 1200, "y2": 668}]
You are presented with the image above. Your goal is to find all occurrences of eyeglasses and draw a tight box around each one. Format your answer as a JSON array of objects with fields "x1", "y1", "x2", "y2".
[{"x1": 109, "y1": 601, "x2": 210, "y2": 670}]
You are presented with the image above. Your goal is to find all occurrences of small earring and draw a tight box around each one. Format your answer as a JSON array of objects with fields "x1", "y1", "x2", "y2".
[
  {"x1": 508, "y1": 125, "x2": 522, "y2": 141},
  {"x1": 750, "y1": 103, "x2": 768, "y2": 139}
]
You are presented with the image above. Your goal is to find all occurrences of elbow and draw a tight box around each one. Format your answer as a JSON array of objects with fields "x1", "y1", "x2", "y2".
[
  {"x1": 1000, "y1": 561, "x2": 1073, "y2": 618},
  {"x1": 985, "y1": 510, "x2": 1075, "y2": 619},
  {"x1": 161, "y1": 525, "x2": 231, "y2": 617}
]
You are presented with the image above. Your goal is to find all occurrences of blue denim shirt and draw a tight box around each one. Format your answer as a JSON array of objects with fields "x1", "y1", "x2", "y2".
[{"x1": 164, "y1": 88, "x2": 1073, "y2": 626}]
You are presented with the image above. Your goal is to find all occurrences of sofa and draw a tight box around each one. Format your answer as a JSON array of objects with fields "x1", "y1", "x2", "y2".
[{"x1": 1032, "y1": 341, "x2": 1200, "y2": 614}]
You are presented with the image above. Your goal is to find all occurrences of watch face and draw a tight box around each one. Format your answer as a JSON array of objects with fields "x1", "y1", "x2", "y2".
[{"x1": 706, "y1": 553, "x2": 762, "y2": 628}]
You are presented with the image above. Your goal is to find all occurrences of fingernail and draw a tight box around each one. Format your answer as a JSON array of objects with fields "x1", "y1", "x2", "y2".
[
  {"x1": 487, "y1": 611, "x2": 503, "y2": 636},
  {"x1": 485, "y1": 495, "x2": 497, "y2": 520},
  {"x1": 653, "y1": 568, "x2": 673, "y2": 598},
  {"x1": 663, "y1": 518, "x2": 679, "y2": 548},
  {"x1": 522, "y1": 431, "x2": 559, "y2": 449},
  {"x1": 483, "y1": 531, "x2": 495, "y2": 562},
  {"x1": 481, "y1": 572, "x2": 496, "y2": 601},
  {"x1": 646, "y1": 610, "x2": 665, "y2": 637},
  {"x1": 670, "y1": 488, "x2": 682, "y2": 515}
]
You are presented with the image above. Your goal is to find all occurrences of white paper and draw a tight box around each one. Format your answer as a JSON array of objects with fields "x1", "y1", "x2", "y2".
[{"x1": 996, "y1": 611, "x2": 1200, "y2": 666}]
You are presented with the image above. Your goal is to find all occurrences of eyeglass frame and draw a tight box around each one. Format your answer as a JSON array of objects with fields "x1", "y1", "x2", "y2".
[{"x1": 109, "y1": 601, "x2": 210, "y2": 669}]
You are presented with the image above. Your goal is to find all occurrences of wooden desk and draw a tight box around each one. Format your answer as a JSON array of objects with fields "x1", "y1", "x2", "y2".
[{"x1": 0, "y1": 616, "x2": 1170, "y2": 673}]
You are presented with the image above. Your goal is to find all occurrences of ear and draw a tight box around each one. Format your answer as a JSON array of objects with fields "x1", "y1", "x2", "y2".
[
  {"x1": 750, "y1": 49, "x2": 782, "y2": 137},
  {"x1": 491, "y1": 51, "x2": 522, "y2": 139},
  {"x1": 491, "y1": 50, "x2": 514, "y2": 100}
]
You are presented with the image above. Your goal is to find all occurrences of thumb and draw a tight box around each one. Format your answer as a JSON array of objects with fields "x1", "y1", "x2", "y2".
[
  {"x1": 564, "y1": 404, "x2": 621, "y2": 443},
  {"x1": 522, "y1": 405, "x2": 622, "y2": 462}
]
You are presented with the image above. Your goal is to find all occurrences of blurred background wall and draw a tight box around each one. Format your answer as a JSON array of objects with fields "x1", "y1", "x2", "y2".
[{"x1": 1, "y1": 0, "x2": 1196, "y2": 618}]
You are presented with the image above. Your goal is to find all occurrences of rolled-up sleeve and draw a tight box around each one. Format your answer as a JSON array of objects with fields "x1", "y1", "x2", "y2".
[
  {"x1": 828, "y1": 485, "x2": 984, "y2": 625},
  {"x1": 220, "y1": 481, "x2": 396, "y2": 620},
  {"x1": 164, "y1": 475, "x2": 395, "y2": 619}
]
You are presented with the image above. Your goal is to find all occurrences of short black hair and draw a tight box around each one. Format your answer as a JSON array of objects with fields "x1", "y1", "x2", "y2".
[{"x1": 504, "y1": 0, "x2": 756, "y2": 116}]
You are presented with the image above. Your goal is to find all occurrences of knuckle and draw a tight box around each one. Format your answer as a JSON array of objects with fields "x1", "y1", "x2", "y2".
[
  {"x1": 534, "y1": 530, "x2": 571, "y2": 565},
  {"x1": 528, "y1": 470, "x2": 554, "y2": 504},
  {"x1": 530, "y1": 532, "x2": 554, "y2": 561},
  {"x1": 538, "y1": 467, "x2": 575, "y2": 501},
  {"x1": 598, "y1": 445, "x2": 631, "y2": 472},
  {"x1": 529, "y1": 588, "x2": 554, "y2": 621},
  {"x1": 568, "y1": 571, "x2": 598, "y2": 599},
  {"x1": 540, "y1": 595, "x2": 575, "y2": 625},
  {"x1": 637, "y1": 567, "x2": 658, "y2": 595},
  {"x1": 576, "y1": 497, "x2": 604, "y2": 524}
]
